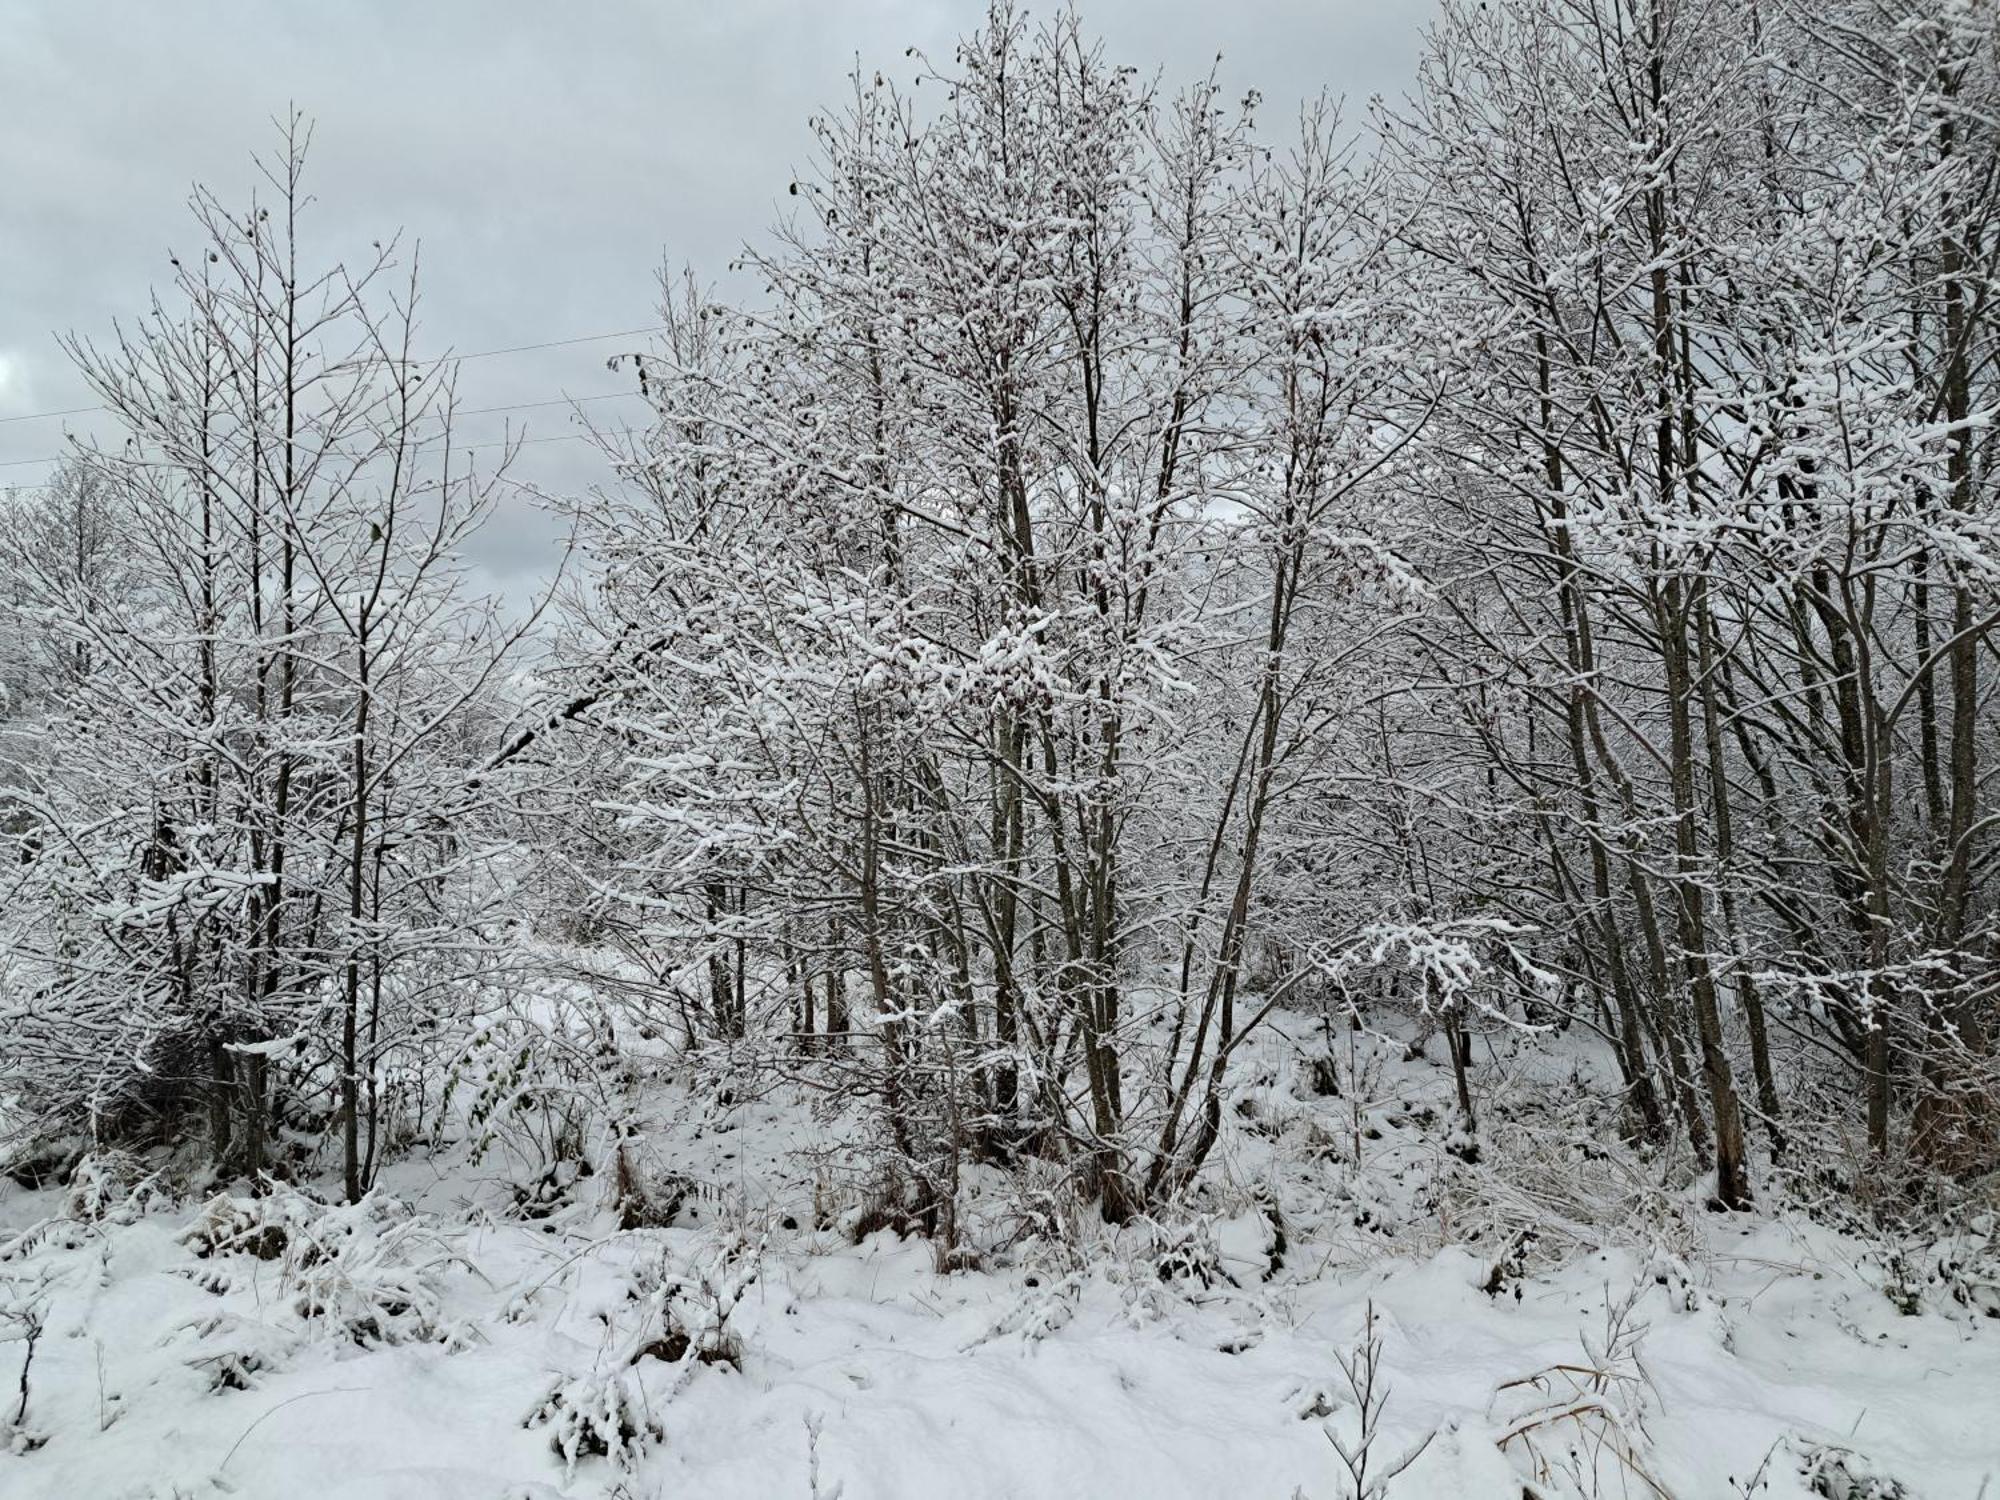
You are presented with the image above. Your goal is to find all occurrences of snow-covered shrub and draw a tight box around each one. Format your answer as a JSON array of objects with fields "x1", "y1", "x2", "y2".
[
  {"x1": 1325, "y1": 1164, "x2": 1399, "y2": 1238},
  {"x1": 1834, "y1": 1191, "x2": 2000, "y2": 1322},
  {"x1": 1059, "y1": 1212, "x2": 1265, "y2": 1329},
  {"x1": 0, "y1": 1282, "x2": 49, "y2": 1453},
  {"x1": 628, "y1": 1232, "x2": 762, "y2": 1370},
  {"x1": 987, "y1": 1158, "x2": 1097, "y2": 1260},
  {"x1": 63, "y1": 1149, "x2": 166, "y2": 1223},
  {"x1": 525, "y1": 1364, "x2": 666, "y2": 1480},
  {"x1": 1294, "y1": 1303, "x2": 1435, "y2": 1500},
  {"x1": 1491, "y1": 1282, "x2": 1663, "y2": 1499},
  {"x1": 1253, "y1": 1181, "x2": 1290, "y2": 1280},
  {"x1": 164, "y1": 1309, "x2": 299, "y2": 1395},
  {"x1": 1477, "y1": 1226, "x2": 1539, "y2": 1301},
  {"x1": 0, "y1": 1132, "x2": 86, "y2": 1191},
  {"x1": 1305, "y1": 1047, "x2": 1343, "y2": 1099},
  {"x1": 178, "y1": 1188, "x2": 463, "y2": 1347},
  {"x1": 1793, "y1": 1439, "x2": 1912, "y2": 1500},
  {"x1": 609, "y1": 1134, "x2": 692, "y2": 1230},
  {"x1": 1866, "y1": 1223, "x2": 2000, "y2": 1322},
  {"x1": 523, "y1": 1235, "x2": 758, "y2": 1480},
  {"x1": 181, "y1": 1192, "x2": 293, "y2": 1261},
  {"x1": 281, "y1": 1198, "x2": 461, "y2": 1348},
  {"x1": 969, "y1": 1268, "x2": 1084, "y2": 1348},
  {"x1": 1930, "y1": 1216, "x2": 2000, "y2": 1321},
  {"x1": 443, "y1": 998, "x2": 617, "y2": 1220},
  {"x1": 1431, "y1": 1074, "x2": 1697, "y2": 1272},
  {"x1": 0, "y1": 1214, "x2": 93, "y2": 1263},
  {"x1": 1147, "y1": 1214, "x2": 1233, "y2": 1290}
]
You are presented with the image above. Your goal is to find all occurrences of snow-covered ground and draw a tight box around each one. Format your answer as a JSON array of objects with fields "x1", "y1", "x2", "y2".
[{"x1": 3, "y1": 1015, "x2": 1996, "y2": 1499}]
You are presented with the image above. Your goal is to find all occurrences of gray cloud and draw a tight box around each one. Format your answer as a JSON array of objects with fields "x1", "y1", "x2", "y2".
[{"x1": 0, "y1": 0, "x2": 1433, "y2": 588}]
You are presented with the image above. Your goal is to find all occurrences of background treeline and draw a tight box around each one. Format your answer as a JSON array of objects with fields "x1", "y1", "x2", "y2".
[{"x1": 2, "y1": 0, "x2": 1995, "y2": 1235}]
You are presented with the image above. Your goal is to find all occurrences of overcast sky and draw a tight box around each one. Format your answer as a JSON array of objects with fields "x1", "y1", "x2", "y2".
[{"x1": 0, "y1": 1, "x2": 1433, "y2": 591}]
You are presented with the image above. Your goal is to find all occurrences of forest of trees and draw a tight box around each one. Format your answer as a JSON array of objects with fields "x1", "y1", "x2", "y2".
[{"x1": 2, "y1": 0, "x2": 1995, "y2": 1252}]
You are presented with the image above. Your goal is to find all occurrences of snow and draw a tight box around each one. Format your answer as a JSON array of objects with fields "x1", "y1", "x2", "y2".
[{"x1": 4, "y1": 1016, "x2": 1995, "y2": 1499}]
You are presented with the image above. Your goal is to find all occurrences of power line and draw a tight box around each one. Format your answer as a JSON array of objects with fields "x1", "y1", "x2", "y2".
[
  {"x1": 0, "y1": 404, "x2": 100, "y2": 427},
  {"x1": 449, "y1": 325, "x2": 664, "y2": 363},
  {"x1": 2, "y1": 428, "x2": 635, "y2": 493},
  {"x1": 459, "y1": 391, "x2": 638, "y2": 418},
  {"x1": 0, "y1": 323, "x2": 664, "y2": 429},
  {"x1": 0, "y1": 390, "x2": 646, "y2": 473}
]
